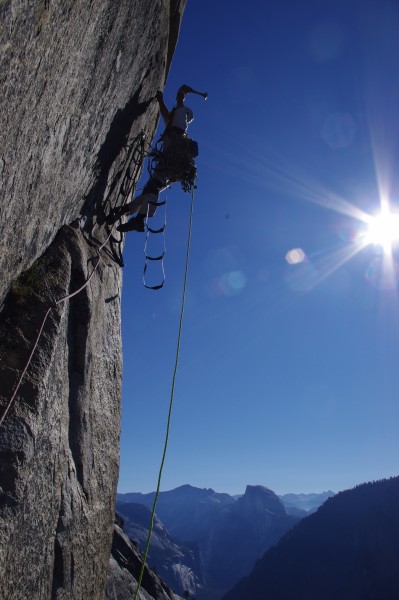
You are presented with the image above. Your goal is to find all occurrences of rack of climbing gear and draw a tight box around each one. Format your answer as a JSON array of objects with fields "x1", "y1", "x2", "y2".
[
  {"x1": 119, "y1": 132, "x2": 148, "y2": 203},
  {"x1": 103, "y1": 131, "x2": 148, "y2": 266}
]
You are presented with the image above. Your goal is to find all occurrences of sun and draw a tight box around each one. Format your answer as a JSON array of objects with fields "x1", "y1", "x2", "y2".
[{"x1": 364, "y1": 210, "x2": 399, "y2": 253}]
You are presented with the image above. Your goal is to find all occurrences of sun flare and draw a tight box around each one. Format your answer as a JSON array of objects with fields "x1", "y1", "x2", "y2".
[{"x1": 365, "y1": 211, "x2": 399, "y2": 252}]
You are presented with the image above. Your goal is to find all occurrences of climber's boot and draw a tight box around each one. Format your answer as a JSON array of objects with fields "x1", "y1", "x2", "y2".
[
  {"x1": 117, "y1": 213, "x2": 146, "y2": 233},
  {"x1": 106, "y1": 204, "x2": 131, "y2": 225}
]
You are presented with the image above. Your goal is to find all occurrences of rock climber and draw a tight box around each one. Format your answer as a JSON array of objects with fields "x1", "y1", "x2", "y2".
[{"x1": 109, "y1": 84, "x2": 207, "y2": 233}]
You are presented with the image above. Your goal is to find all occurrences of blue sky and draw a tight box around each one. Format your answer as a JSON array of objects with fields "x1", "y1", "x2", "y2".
[{"x1": 118, "y1": 0, "x2": 399, "y2": 495}]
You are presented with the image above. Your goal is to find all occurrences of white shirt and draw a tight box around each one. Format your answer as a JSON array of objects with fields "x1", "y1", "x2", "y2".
[{"x1": 170, "y1": 106, "x2": 194, "y2": 132}]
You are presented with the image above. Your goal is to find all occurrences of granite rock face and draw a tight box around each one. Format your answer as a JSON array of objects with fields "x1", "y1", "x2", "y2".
[
  {"x1": 105, "y1": 515, "x2": 184, "y2": 600},
  {"x1": 0, "y1": 1, "x2": 186, "y2": 598},
  {"x1": 116, "y1": 502, "x2": 204, "y2": 597},
  {"x1": 0, "y1": 226, "x2": 123, "y2": 600},
  {"x1": 0, "y1": 0, "x2": 185, "y2": 303}
]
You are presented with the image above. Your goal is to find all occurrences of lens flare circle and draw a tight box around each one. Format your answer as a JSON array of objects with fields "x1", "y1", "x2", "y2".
[{"x1": 285, "y1": 248, "x2": 306, "y2": 265}]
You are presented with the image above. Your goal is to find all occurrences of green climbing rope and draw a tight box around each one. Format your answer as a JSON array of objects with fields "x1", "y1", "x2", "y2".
[{"x1": 133, "y1": 187, "x2": 195, "y2": 599}]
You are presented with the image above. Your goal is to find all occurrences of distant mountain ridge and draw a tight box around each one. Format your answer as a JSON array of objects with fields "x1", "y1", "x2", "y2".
[
  {"x1": 223, "y1": 477, "x2": 399, "y2": 600},
  {"x1": 279, "y1": 490, "x2": 335, "y2": 515},
  {"x1": 117, "y1": 483, "x2": 332, "y2": 526},
  {"x1": 117, "y1": 484, "x2": 301, "y2": 599},
  {"x1": 199, "y1": 485, "x2": 300, "y2": 598},
  {"x1": 117, "y1": 484, "x2": 235, "y2": 542}
]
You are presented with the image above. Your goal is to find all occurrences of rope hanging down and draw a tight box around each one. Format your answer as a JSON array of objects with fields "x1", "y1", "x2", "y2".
[
  {"x1": 0, "y1": 134, "x2": 147, "y2": 427},
  {"x1": 0, "y1": 233, "x2": 109, "y2": 427},
  {"x1": 133, "y1": 187, "x2": 195, "y2": 600}
]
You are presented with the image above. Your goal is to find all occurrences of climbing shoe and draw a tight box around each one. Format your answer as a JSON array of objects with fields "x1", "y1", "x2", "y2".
[
  {"x1": 106, "y1": 208, "x2": 120, "y2": 225},
  {"x1": 117, "y1": 214, "x2": 145, "y2": 233},
  {"x1": 106, "y1": 205, "x2": 130, "y2": 225}
]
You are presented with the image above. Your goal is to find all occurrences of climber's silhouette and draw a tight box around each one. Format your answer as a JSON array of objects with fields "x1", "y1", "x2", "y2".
[{"x1": 108, "y1": 84, "x2": 207, "y2": 233}]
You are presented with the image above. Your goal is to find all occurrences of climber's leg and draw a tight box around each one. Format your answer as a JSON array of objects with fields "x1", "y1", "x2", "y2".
[
  {"x1": 116, "y1": 212, "x2": 146, "y2": 233},
  {"x1": 106, "y1": 173, "x2": 165, "y2": 225},
  {"x1": 115, "y1": 180, "x2": 165, "y2": 233}
]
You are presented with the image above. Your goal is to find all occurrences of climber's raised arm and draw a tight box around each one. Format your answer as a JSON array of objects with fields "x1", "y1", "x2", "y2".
[
  {"x1": 175, "y1": 84, "x2": 194, "y2": 107},
  {"x1": 156, "y1": 90, "x2": 171, "y2": 124}
]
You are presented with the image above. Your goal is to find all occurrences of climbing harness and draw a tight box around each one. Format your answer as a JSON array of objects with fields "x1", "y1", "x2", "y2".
[
  {"x1": 133, "y1": 186, "x2": 195, "y2": 600},
  {"x1": 148, "y1": 132, "x2": 198, "y2": 194}
]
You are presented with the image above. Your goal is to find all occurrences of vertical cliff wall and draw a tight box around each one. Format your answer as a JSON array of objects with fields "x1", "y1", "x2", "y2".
[
  {"x1": 105, "y1": 516, "x2": 183, "y2": 600},
  {"x1": 0, "y1": 1, "x2": 186, "y2": 598}
]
